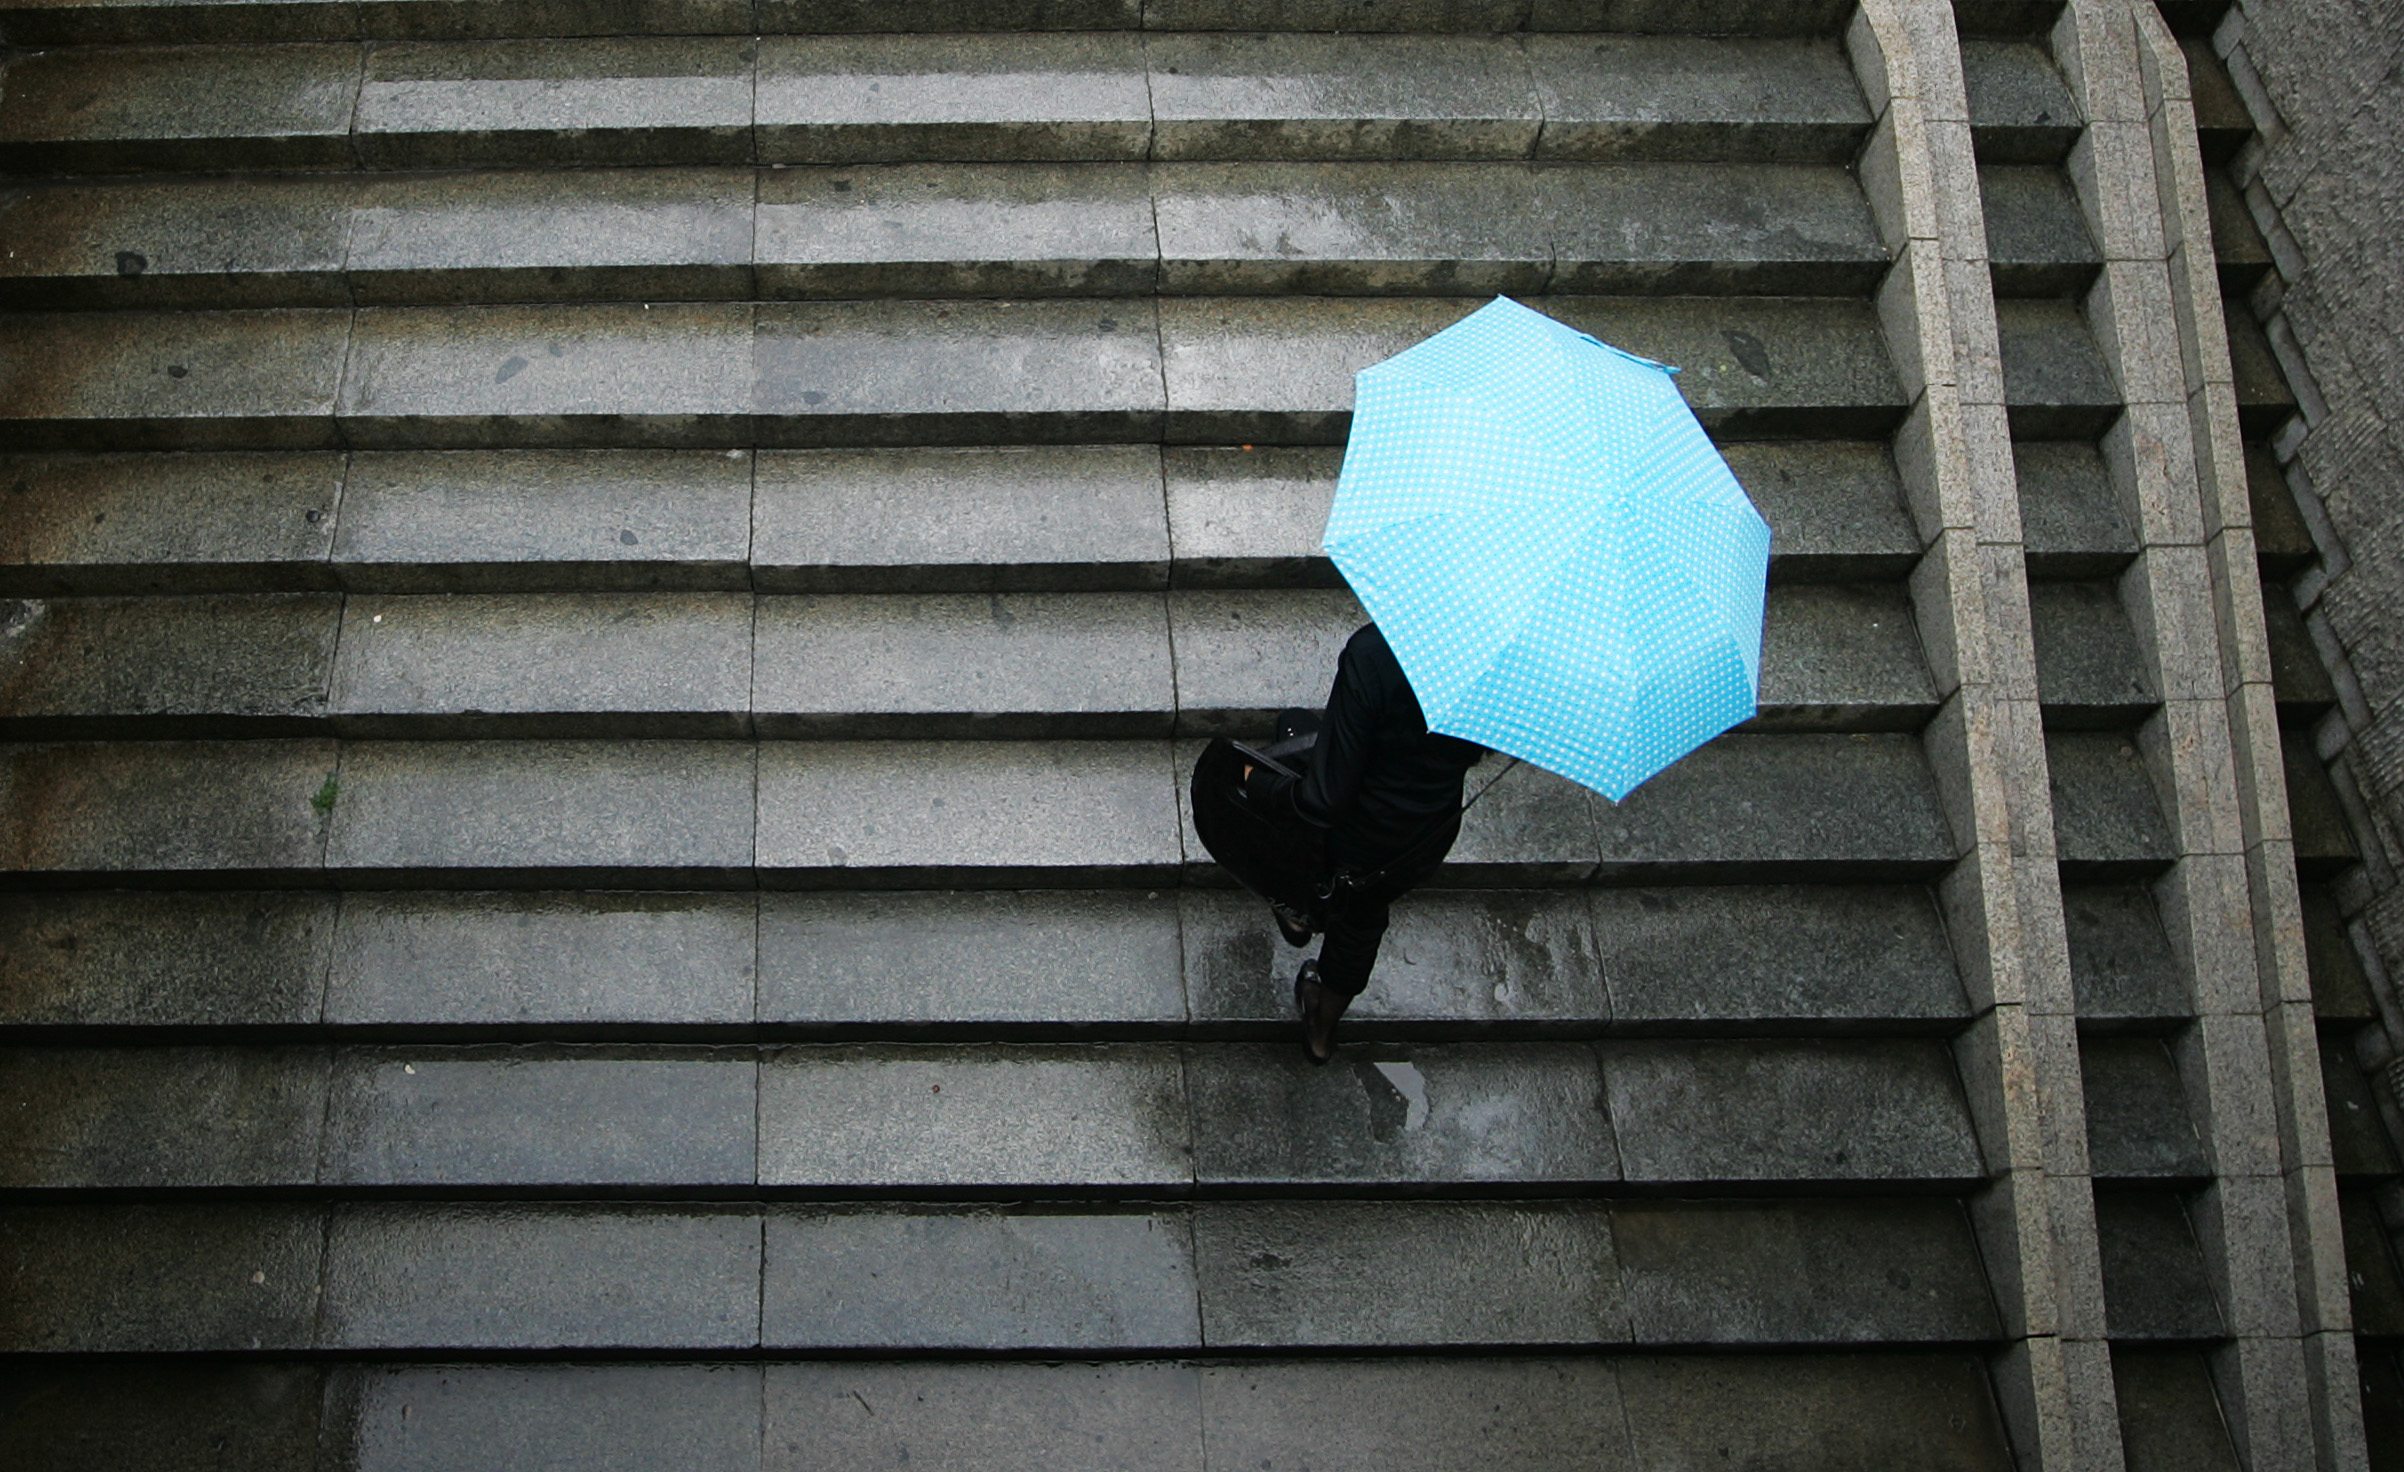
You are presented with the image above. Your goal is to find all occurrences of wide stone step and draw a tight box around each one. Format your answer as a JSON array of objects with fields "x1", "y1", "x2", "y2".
[
  {"x1": 0, "y1": 883, "x2": 1970, "y2": 1039},
  {"x1": 0, "y1": 33, "x2": 1871, "y2": 174},
  {"x1": 0, "y1": 1353, "x2": 2017, "y2": 1472},
  {"x1": 0, "y1": 295, "x2": 1907, "y2": 450},
  {"x1": 0, "y1": 732, "x2": 1954, "y2": 886},
  {"x1": 0, "y1": 0, "x2": 1864, "y2": 45},
  {"x1": 0, "y1": 1037, "x2": 1982, "y2": 1191},
  {"x1": 0, "y1": 1197, "x2": 1996, "y2": 1354},
  {"x1": 0, "y1": 160, "x2": 1886, "y2": 309},
  {"x1": 0, "y1": 583, "x2": 1933, "y2": 739},
  {"x1": 0, "y1": 441, "x2": 1924, "y2": 596}
]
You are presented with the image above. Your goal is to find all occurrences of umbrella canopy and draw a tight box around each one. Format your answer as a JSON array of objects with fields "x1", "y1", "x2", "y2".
[{"x1": 1325, "y1": 295, "x2": 1771, "y2": 801}]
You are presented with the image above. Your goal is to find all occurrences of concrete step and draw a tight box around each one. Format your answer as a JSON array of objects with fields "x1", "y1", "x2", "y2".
[
  {"x1": 0, "y1": 34, "x2": 1871, "y2": 174},
  {"x1": 0, "y1": 883, "x2": 1970, "y2": 1039},
  {"x1": 0, "y1": 583, "x2": 1933, "y2": 739},
  {"x1": 0, "y1": 296, "x2": 1909, "y2": 451},
  {"x1": 1961, "y1": 39, "x2": 2081, "y2": 164},
  {"x1": 0, "y1": 441, "x2": 1923, "y2": 596},
  {"x1": 0, "y1": 1037, "x2": 1982, "y2": 1191},
  {"x1": 0, "y1": 0, "x2": 1865, "y2": 45},
  {"x1": 0, "y1": 732, "x2": 1954, "y2": 887},
  {"x1": 0, "y1": 1352, "x2": 2020, "y2": 1472},
  {"x1": 0, "y1": 160, "x2": 1888, "y2": 310},
  {"x1": 0, "y1": 1197, "x2": 1996, "y2": 1354}
]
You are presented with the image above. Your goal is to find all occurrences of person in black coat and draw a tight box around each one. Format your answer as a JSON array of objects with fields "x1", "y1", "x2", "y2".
[{"x1": 1208, "y1": 622, "x2": 1486, "y2": 1061}]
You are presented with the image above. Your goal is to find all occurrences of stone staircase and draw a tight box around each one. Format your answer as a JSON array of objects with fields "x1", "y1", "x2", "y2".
[{"x1": 0, "y1": 0, "x2": 2377, "y2": 1467}]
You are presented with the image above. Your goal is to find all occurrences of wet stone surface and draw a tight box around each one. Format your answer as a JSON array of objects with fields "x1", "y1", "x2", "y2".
[
  {"x1": 1186, "y1": 1042, "x2": 1619, "y2": 1187},
  {"x1": 322, "y1": 739, "x2": 755, "y2": 883},
  {"x1": 318, "y1": 1048, "x2": 756, "y2": 1186},
  {"x1": 0, "y1": 176, "x2": 355, "y2": 310},
  {"x1": 337, "y1": 1364, "x2": 763, "y2": 1472},
  {"x1": 325, "y1": 891, "x2": 755, "y2": 1027},
  {"x1": 0, "y1": 1363, "x2": 329, "y2": 1472},
  {"x1": 328, "y1": 591, "x2": 754, "y2": 737},
  {"x1": 1595, "y1": 884, "x2": 1966, "y2": 1027},
  {"x1": 1191, "y1": 1200, "x2": 1623, "y2": 1347},
  {"x1": 1589, "y1": 733, "x2": 1954, "y2": 880},
  {"x1": 0, "y1": 890, "x2": 335, "y2": 1027},
  {"x1": 757, "y1": 1044, "x2": 1190, "y2": 1189},
  {"x1": 763, "y1": 1207, "x2": 1199, "y2": 1350},
  {"x1": 1145, "y1": 33, "x2": 1539, "y2": 161},
  {"x1": 756, "y1": 33, "x2": 1152, "y2": 163},
  {"x1": 0, "y1": 1045, "x2": 328, "y2": 1189},
  {"x1": 320, "y1": 1203, "x2": 759, "y2": 1349},
  {"x1": 753, "y1": 445, "x2": 1170, "y2": 594},
  {"x1": 758, "y1": 739, "x2": 1182, "y2": 886},
  {"x1": 1611, "y1": 1198, "x2": 1998, "y2": 1343},
  {"x1": 0, "y1": 451, "x2": 344, "y2": 596},
  {"x1": 1180, "y1": 887, "x2": 1607, "y2": 1032},
  {"x1": 0, "y1": 1203, "x2": 326, "y2": 1352},
  {"x1": 758, "y1": 162, "x2": 1159, "y2": 299},
  {"x1": 1526, "y1": 34, "x2": 1870, "y2": 163},
  {"x1": 759, "y1": 889, "x2": 1185, "y2": 1029},
  {"x1": 1598, "y1": 1039, "x2": 1983, "y2": 1183},
  {"x1": 333, "y1": 448, "x2": 753, "y2": 593},
  {"x1": 0, "y1": 739, "x2": 339, "y2": 879},
  {"x1": 0, "y1": 593, "x2": 342, "y2": 735},
  {"x1": 770, "y1": 1361, "x2": 1202, "y2": 1472},
  {"x1": 0, "y1": 308, "x2": 352, "y2": 452},
  {"x1": 752, "y1": 591, "x2": 1174, "y2": 738},
  {"x1": 346, "y1": 167, "x2": 755, "y2": 304},
  {"x1": 354, "y1": 37, "x2": 755, "y2": 168}
]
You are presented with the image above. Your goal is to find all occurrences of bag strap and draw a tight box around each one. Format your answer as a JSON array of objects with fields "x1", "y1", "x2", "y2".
[{"x1": 1328, "y1": 755, "x2": 1522, "y2": 897}]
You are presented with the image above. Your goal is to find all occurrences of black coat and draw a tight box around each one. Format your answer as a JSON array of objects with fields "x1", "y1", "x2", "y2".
[{"x1": 1246, "y1": 623, "x2": 1485, "y2": 871}]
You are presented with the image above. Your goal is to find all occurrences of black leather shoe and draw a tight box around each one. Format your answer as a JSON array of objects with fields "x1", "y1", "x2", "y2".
[
  {"x1": 1295, "y1": 960, "x2": 1349, "y2": 1064},
  {"x1": 1271, "y1": 902, "x2": 1315, "y2": 948}
]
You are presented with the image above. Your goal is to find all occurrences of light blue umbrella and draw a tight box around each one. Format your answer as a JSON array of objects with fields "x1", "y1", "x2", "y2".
[{"x1": 1325, "y1": 295, "x2": 1770, "y2": 801}]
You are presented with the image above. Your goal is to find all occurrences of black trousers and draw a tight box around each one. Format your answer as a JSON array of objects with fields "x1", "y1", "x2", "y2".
[{"x1": 1188, "y1": 710, "x2": 1459, "y2": 998}]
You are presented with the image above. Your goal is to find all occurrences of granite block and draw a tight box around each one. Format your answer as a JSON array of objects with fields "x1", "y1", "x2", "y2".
[
  {"x1": 0, "y1": 890, "x2": 334, "y2": 1026},
  {"x1": 758, "y1": 889, "x2": 1184, "y2": 1029},
  {"x1": 763, "y1": 1206, "x2": 1198, "y2": 1350},
  {"x1": 758, "y1": 1044, "x2": 1189, "y2": 1188},
  {"x1": 325, "y1": 890, "x2": 754, "y2": 1026},
  {"x1": 752, "y1": 445, "x2": 1170, "y2": 594},
  {"x1": 756, "y1": 33, "x2": 1150, "y2": 162},
  {"x1": 0, "y1": 452, "x2": 343, "y2": 596}
]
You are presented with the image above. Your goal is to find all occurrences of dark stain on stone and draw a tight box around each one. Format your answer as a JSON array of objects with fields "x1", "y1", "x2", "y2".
[
  {"x1": 618, "y1": 529, "x2": 639, "y2": 545},
  {"x1": 801, "y1": 390, "x2": 827, "y2": 405},
  {"x1": 496, "y1": 356, "x2": 528, "y2": 382},
  {"x1": 1097, "y1": 318, "x2": 1118, "y2": 333},
  {"x1": 1351, "y1": 1057, "x2": 1409, "y2": 1142},
  {"x1": 547, "y1": 342, "x2": 565, "y2": 358},
  {"x1": 1248, "y1": 1251, "x2": 1289, "y2": 1270},
  {"x1": 114, "y1": 251, "x2": 147, "y2": 277},
  {"x1": 1723, "y1": 329, "x2": 1771, "y2": 379},
  {"x1": 165, "y1": 365, "x2": 188, "y2": 379},
  {"x1": 830, "y1": 178, "x2": 852, "y2": 192}
]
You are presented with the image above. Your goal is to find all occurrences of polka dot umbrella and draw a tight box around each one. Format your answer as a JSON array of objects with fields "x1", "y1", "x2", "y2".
[{"x1": 1326, "y1": 295, "x2": 1771, "y2": 801}]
